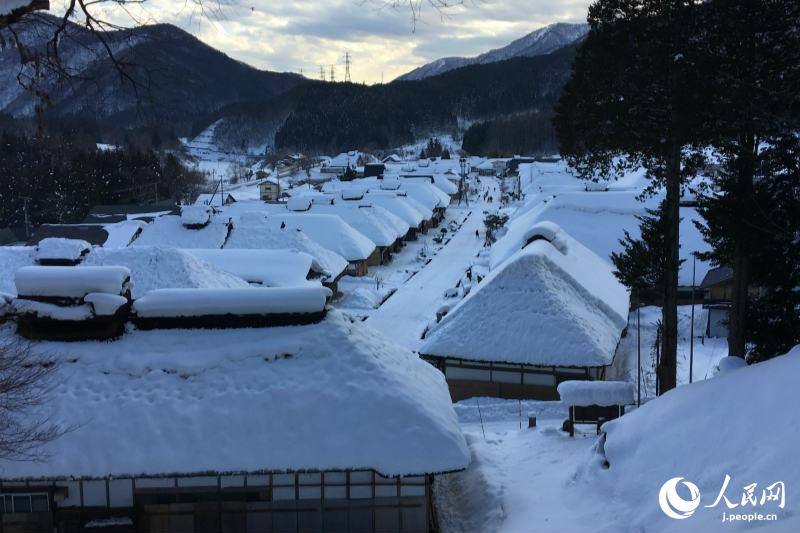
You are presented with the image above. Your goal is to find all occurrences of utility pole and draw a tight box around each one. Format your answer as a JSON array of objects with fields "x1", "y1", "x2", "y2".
[
  {"x1": 689, "y1": 253, "x2": 696, "y2": 384},
  {"x1": 637, "y1": 293, "x2": 641, "y2": 406},
  {"x1": 329, "y1": 64, "x2": 335, "y2": 83},
  {"x1": 344, "y1": 52, "x2": 352, "y2": 82},
  {"x1": 20, "y1": 196, "x2": 31, "y2": 239},
  {"x1": 319, "y1": 65, "x2": 325, "y2": 81}
]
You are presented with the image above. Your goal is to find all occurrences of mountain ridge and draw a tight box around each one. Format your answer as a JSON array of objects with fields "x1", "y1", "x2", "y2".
[
  {"x1": 397, "y1": 22, "x2": 588, "y2": 81},
  {"x1": 0, "y1": 15, "x2": 306, "y2": 132}
]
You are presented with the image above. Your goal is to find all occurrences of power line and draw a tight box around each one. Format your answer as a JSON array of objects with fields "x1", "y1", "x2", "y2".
[{"x1": 344, "y1": 52, "x2": 352, "y2": 83}]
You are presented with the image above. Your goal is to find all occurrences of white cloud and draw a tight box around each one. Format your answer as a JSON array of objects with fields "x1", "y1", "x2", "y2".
[{"x1": 59, "y1": 0, "x2": 591, "y2": 83}]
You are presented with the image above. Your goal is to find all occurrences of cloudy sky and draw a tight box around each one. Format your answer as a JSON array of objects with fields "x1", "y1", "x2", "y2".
[{"x1": 83, "y1": 0, "x2": 592, "y2": 83}]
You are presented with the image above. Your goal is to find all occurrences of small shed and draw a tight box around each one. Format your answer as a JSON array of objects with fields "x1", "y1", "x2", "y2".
[
  {"x1": 700, "y1": 265, "x2": 734, "y2": 302},
  {"x1": 259, "y1": 177, "x2": 282, "y2": 203}
]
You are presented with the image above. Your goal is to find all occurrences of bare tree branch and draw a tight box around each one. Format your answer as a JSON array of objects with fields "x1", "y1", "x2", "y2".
[{"x1": 0, "y1": 339, "x2": 65, "y2": 462}]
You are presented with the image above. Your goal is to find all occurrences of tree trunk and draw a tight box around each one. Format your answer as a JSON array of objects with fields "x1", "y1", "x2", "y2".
[
  {"x1": 727, "y1": 133, "x2": 756, "y2": 358},
  {"x1": 658, "y1": 146, "x2": 681, "y2": 394}
]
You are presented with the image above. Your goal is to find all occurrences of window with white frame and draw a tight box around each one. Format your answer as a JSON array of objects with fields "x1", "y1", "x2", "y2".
[{"x1": 0, "y1": 493, "x2": 49, "y2": 513}]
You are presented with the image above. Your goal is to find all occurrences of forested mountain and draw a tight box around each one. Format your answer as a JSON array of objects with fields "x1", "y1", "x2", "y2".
[
  {"x1": 0, "y1": 16, "x2": 305, "y2": 133},
  {"x1": 212, "y1": 43, "x2": 578, "y2": 155},
  {"x1": 397, "y1": 22, "x2": 588, "y2": 81},
  {"x1": 2, "y1": 17, "x2": 578, "y2": 155}
]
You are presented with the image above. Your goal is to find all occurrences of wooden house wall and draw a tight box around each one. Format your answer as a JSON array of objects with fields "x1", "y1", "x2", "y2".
[
  {"x1": 423, "y1": 356, "x2": 601, "y2": 402},
  {"x1": 1, "y1": 471, "x2": 432, "y2": 533}
]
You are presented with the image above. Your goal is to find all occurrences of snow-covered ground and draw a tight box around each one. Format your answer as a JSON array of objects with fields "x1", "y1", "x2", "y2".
[
  {"x1": 367, "y1": 179, "x2": 503, "y2": 349},
  {"x1": 438, "y1": 347, "x2": 798, "y2": 533}
]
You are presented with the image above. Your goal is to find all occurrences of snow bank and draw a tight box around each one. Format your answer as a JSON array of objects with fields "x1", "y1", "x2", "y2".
[
  {"x1": 133, "y1": 287, "x2": 329, "y2": 317},
  {"x1": 16, "y1": 266, "x2": 132, "y2": 299},
  {"x1": 35, "y1": 237, "x2": 91, "y2": 263},
  {"x1": 82, "y1": 247, "x2": 249, "y2": 298},
  {"x1": 717, "y1": 355, "x2": 748, "y2": 373},
  {"x1": 421, "y1": 224, "x2": 629, "y2": 366},
  {"x1": 180, "y1": 205, "x2": 212, "y2": 227},
  {"x1": 557, "y1": 381, "x2": 634, "y2": 406},
  {"x1": 186, "y1": 249, "x2": 316, "y2": 287},
  {"x1": 0, "y1": 311, "x2": 469, "y2": 478},
  {"x1": 0, "y1": 247, "x2": 36, "y2": 295},
  {"x1": 586, "y1": 347, "x2": 800, "y2": 532}
]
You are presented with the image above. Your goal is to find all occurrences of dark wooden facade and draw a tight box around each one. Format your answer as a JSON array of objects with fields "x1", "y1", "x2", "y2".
[
  {"x1": 1, "y1": 470, "x2": 434, "y2": 533},
  {"x1": 422, "y1": 355, "x2": 604, "y2": 402}
]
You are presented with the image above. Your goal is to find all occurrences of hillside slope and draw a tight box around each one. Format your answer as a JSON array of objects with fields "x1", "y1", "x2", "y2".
[
  {"x1": 0, "y1": 15, "x2": 305, "y2": 129},
  {"x1": 397, "y1": 22, "x2": 587, "y2": 81},
  {"x1": 213, "y1": 43, "x2": 579, "y2": 154}
]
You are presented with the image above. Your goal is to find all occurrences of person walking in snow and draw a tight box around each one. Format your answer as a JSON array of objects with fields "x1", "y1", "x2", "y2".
[{"x1": 475, "y1": 229, "x2": 479, "y2": 239}]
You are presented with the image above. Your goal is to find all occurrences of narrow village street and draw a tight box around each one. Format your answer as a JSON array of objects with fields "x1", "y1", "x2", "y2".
[{"x1": 368, "y1": 178, "x2": 500, "y2": 350}]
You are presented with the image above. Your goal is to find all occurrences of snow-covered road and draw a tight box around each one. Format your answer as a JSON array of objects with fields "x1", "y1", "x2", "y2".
[
  {"x1": 368, "y1": 205, "x2": 485, "y2": 350},
  {"x1": 366, "y1": 172, "x2": 506, "y2": 352}
]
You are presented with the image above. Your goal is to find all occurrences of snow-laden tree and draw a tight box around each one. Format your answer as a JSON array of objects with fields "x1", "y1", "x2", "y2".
[
  {"x1": 554, "y1": 0, "x2": 708, "y2": 394},
  {"x1": 693, "y1": 0, "x2": 800, "y2": 359}
]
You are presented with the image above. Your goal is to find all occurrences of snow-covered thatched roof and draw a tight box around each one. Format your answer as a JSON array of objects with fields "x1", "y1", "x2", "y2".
[
  {"x1": 312, "y1": 204, "x2": 408, "y2": 247},
  {"x1": 133, "y1": 214, "x2": 231, "y2": 250},
  {"x1": 225, "y1": 214, "x2": 348, "y2": 281},
  {"x1": 186, "y1": 249, "x2": 317, "y2": 287},
  {"x1": 0, "y1": 311, "x2": 469, "y2": 479},
  {"x1": 263, "y1": 214, "x2": 375, "y2": 262},
  {"x1": 421, "y1": 223, "x2": 630, "y2": 367},
  {"x1": 83, "y1": 247, "x2": 250, "y2": 298},
  {"x1": 361, "y1": 192, "x2": 426, "y2": 228}
]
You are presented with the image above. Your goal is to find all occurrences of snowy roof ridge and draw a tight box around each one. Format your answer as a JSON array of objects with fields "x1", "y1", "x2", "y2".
[
  {"x1": 264, "y1": 214, "x2": 376, "y2": 262},
  {"x1": 0, "y1": 311, "x2": 469, "y2": 479},
  {"x1": 225, "y1": 215, "x2": 348, "y2": 281},
  {"x1": 421, "y1": 224, "x2": 629, "y2": 366}
]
